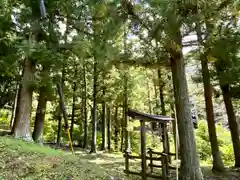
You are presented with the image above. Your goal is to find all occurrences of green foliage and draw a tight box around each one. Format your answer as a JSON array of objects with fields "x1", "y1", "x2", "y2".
[
  {"x1": 130, "y1": 131, "x2": 162, "y2": 153},
  {"x1": 196, "y1": 121, "x2": 212, "y2": 161},
  {"x1": 0, "y1": 109, "x2": 11, "y2": 126},
  {"x1": 196, "y1": 121, "x2": 234, "y2": 166}
]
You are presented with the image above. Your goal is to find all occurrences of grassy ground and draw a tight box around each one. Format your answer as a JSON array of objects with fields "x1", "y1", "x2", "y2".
[
  {"x1": 0, "y1": 137, "x2": 134, "y2": 180},
  {"x1": 0, "y1": 136, "x2": 240, "y2": 180}
]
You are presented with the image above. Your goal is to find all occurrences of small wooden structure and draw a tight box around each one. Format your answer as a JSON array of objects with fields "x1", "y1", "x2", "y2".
[{"x1": 124, "y1": 109, "x2": 173, "y2": 180}]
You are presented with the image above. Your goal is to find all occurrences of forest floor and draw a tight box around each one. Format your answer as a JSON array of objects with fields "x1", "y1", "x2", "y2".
[{"x1": 0, "y1": 137, "x2": 240, "y2": 180}]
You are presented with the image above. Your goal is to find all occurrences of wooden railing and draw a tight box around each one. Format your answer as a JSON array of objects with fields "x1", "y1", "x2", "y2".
[{"x1": 124, "y1": 149, "x2": 170, "y2": 180}]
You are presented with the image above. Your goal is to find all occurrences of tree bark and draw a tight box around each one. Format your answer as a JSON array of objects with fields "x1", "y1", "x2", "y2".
[
  {"x1": 152, "y1": 79, "x2": 158, "y2": 130},
  {"x1": 221, "y1": 84, "x2": 240, "y2": 167},
  {"x1": 123, "y1": 72, "x2": 131, "y2": 152},
  {"x1": 56, "y1": 14, "x2": 69, "y2": 145},
  {"x1": 10, "y1": 83, "x2": 21, "y2": 133},
  {"x1": 101, "y1": 91, "x2": 107, "y2": 150},
  {"x1": 10, "y1": 83, "x2": 19, "y2": 129},
  {"x1": 201, "y1": 57, "x2": 225, "y2": 171},
  {"x1": 90, "y1": 57, "x2": 98, "y2": 153},
  {"x1": 153, "y1": 79, "x2": 159, "y2": 112},
  {"x1": 158, "y1": 69, "x2": 166, "y2": 116},
  {"x1": 158, "y1": 68, "x2": 166, "y2": 138},
  {"x1": 70, "y1": 82, "x2": 77, "y2": 140},
  {"x1": 120, "y1": 108, "x2": 124, "y2": 152},
  {"x1": 56, "y1": 114, "x2": 62, "y2": 146},
  {"x1": 107, "y1": 106, "x2": 112, "y2": 151},
  {"x1": 147, "y1": 82, "x2": 152, "y2": 114},
  {"x1": 196, "y1": 23, "x2": 225, "y2": 171},
  {"x1": 32, "y1": 87, "x2": 47, "y2": 143},
  {"x1": 114, "y1": 106, "x2": 119, "y2": 151},
  {"x1": 170, "y1": 102, "x2": 180, "y2": 156},
  {"x1": 83, "y1": 60, "x2": 88, "y2": 148},
  {"x1": 13, "y1": 59, "x2": 35, "y2": 141},
  {"x1": 57, "y1": 67, "x2": 65, "y2": 146},
  {"x1": 170, "y1": 40, "x2": 203, "y2": 179}
]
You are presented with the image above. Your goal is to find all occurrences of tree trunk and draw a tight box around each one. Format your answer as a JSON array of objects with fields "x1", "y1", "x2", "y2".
[
  {"x1": 221, "y1": 84, "x2": 240, "y2": 167},
  {"x1": 147, "y1": 82, "x2": 152, "y2": 114},
  {"x1": 13, "y1": 59, "x2": 35, "y2": 141},
  {"x1": 201, "y1": 57, "x2": 225, "y2": 171},
  {"x1": 120, "y1": 109, "x2": 124, "y2": 152},
  {"x1": 123, "y1": 73, "x2": 131, "y2": 152},
  {"x1": 153, "y1": 79, "x2": 159, "y2": 112},
  {"x1": 170, "y1": 102, "x2": 180, "y2": 157},
  {"x1": 57, "y1": 83, "x2": 71, "y2": 141},
  {"x1": 57, "y1": 67, "x2": 65, "y2": 146},
  {"x1": 114, "y1": 106, "x2": 119, "y2": 151},
  {"x1": 152, "y1": 79, "x2": 158, "y2": 130},
  {"x1": 10, "y1": 83, "x2": 19, "y2": 129},
  {"x1": 70, "y1": 82, "x2": 77, "y2": 140},
  {"x1": 32, "y1": 87, "x2": 47, "y2": 143},
  {"x1": 196, "y1": 23, "x2": 225, "y2": 171},
  {"x1": 158, "y1": 69, "x2": 166, "y2": 139},
  {"x1": 10, "y1": 84, "x2": 21, "y2": 134},
  {"x1": 83, "y1": 61, "x2": 88, "y2": 149},
  {"x1": 101, "y1": 92, "x2": 107, "y2": 150},
  {"x1": 107, "y1": 106, "x2": 112, "y2": 151},
  {"x1": 158, "y1": 69, "x2": 166, "y2": 116},
  {"x1": 56, "y1": 114, "x2": 62, "y2": 146},
  {"x1": 90, "y1": 58, "x2": 98, "y2": 153},
  {"x1": 170, "y1": 44, "x2": 203, "y2": 179}
]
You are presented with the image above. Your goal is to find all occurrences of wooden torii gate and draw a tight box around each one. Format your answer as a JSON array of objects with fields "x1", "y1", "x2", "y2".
[{"x1": 124, "y1": 109, "x2": 173, "y2": 180}]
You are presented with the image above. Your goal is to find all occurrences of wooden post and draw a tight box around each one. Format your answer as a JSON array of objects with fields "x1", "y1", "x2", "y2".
[
  {"x1": 162, "y1": 124, "x2": 169, "y2": 178},
  {"x1": 166, "y1": 124, "x2": 171, "y2": 163},
  {"x1": 140, "y1": 120, "x2": 147, "y2": 180},
  {"x1": 124, "y1": 150, "x2": 130, "y2": 175},
  {"x1": 161, "y1": 156, "x2": 168, "y2": 180},
  {"x1": 172, "y1": 119, "x2": 179, "y2": 160},
  {"x1": 148, "y1": 148, "x2": 153, "y2": 174}
]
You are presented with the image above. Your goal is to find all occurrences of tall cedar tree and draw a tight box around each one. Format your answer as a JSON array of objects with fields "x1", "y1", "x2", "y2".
[
  {"x1": 196, "y1": 22, "x2": 225, "y2": 171},
  {"x1": 169, "y1": 28, "x2": 203, "y2": 179},
  {"x1": 101, "y1": 87, "x2": 107, "y2": 150},
  {"x1": 82, "y1": 60, "x2": 88, "y2": 148}
]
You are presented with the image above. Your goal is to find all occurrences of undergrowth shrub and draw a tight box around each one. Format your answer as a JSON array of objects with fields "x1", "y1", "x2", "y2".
[
  {"x1": 130, "y1": 131, "x2": 162, "y2": 153},
  {"x1": 196, "y1": 120, "x2": 234, "y2": 166},
  {"x1": 0, "y1": 109, "x2": 11, "y2": 128}
]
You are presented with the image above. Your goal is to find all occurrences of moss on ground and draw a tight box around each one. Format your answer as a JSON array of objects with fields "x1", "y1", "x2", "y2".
[{"x1": 0, "y1": 136, "x2": 240, "y2": 180}]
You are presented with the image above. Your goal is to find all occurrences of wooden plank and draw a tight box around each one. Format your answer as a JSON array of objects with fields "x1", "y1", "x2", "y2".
[
  {"x1": 127, "y1": 109, "x2": 173, "y2": 122},
  {"x1": 150, "y1": 151, "x2": 168, "y2": 156},
  {"x1": 149, "y1": 151, "x2": 179, "y2": 157},
  {"x1": 123, "y1": 154, "x2": 163, "y2": 161},
  {"x1": 140, "y1": 120, "x2": 147, "y2": 180}
]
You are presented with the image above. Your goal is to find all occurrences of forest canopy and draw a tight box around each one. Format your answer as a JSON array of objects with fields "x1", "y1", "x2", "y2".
[{"x1": 1, "y1": 0, "x2": 240, "y2": 180}]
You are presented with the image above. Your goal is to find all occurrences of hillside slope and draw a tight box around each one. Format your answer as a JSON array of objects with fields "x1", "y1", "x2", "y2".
[{"x1": 0, "y1": 137, "x2": 130, "y2": 180}]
